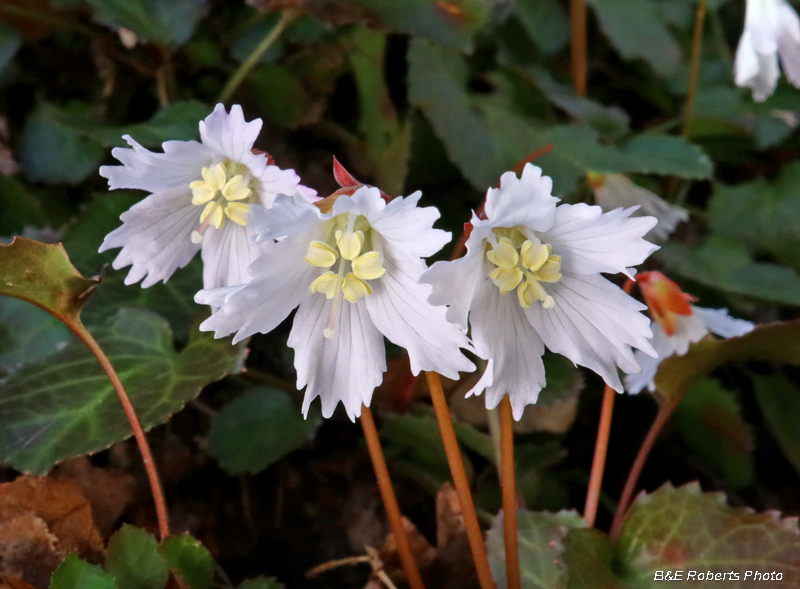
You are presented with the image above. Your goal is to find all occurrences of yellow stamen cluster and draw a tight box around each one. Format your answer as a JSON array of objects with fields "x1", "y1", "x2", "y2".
[
  {"x1": 486, "y1": 227, "x2": 562, "y2": 309},
  {"x1": 305, "y1": 214, "x2": 386, "y2": 337},
  {"x1": 189, "y1": 161, "x2": 256, "y2": 241}
]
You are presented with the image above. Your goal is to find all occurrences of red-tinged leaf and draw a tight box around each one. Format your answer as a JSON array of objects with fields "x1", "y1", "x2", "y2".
[
  {"x1": 616, "y1": 483, "x2": 800, "y2": 585},
  {"x1": 332, "y1": 156, "x2": 361, "y2": 187},
  {"x1": 0, "y1": 237, "x2": 99, "y2": 322}
]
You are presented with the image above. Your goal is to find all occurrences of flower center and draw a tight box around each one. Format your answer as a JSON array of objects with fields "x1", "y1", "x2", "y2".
[
  {"x1": 189, "y1": 160, "x2": 258, "y2": 243},
  {"x1": 304, "y1": 213, "x2": 386, "y2": 338},
  {"x1": 485, "y1": 227, "x2": 562, "y2": 309}
]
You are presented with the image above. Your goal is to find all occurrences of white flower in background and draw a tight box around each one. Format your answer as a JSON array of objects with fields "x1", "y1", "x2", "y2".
[
  {"x1": 735, "y1": 0, "x2": 800, "y2": 101},
  {"x1": 421, "y1": 164, "x2": 659, "y2": 420},
  {"x1": 196, "y1": 186, "x2": 475, "y2": 420},
  {"x1": 588, "y1": 172, "x2": 688, "y2": 242},
  {"x1": 99, "y1": 104, "x2": 317, "y2": 289},
  {"x1": 624, "y1": 271, "x2": 754, "y2": 394}
]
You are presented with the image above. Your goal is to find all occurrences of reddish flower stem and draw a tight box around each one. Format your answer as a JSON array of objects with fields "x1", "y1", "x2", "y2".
[
  {"x1": 426, "y1": 372, "x2": 496, "y2": 589},
  {"x1": 67, "y1": 318, "x2": 171, "y2": 540},
  {"x1": 499, "y1": 396, "x2": 521, "y2": 589},
  {"x1": 582, "y1": 279, "x2": 634, "y2": 527},
  {"x1": 359, "y1": 405, "x2": 426, "y2": 589},
  {"x1": 609, "y1": 400, "x2": 677, "y2": 540},
  {"x1": 583, "y1": 384, "x2": 616, "y2": 527},
  {"x1": 570, "y1": 0, "x2": 587, "y2": 96}
]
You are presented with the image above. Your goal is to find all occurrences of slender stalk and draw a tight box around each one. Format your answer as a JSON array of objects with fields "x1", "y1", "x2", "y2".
[
  {"x1": 67, "y1": 319, "x2": 170, "y2": 540},
  {"x1": 583, "y1": 279, "x2": 633, "y2": 527},
  {"x1": 217, "y1": 9, "x2": 299, "y2": 104},
  {"x1": 359, "y1": 406, "x2": 426, "y2": 589},
  {"x1": 683, "y1": 0, "x2": 708, "y2": 137},
  {"x1": 487, "y1": 407, "x2": 502, "y2": 474},
  {"x1": 426, "y1": 372, "x2": 496, "y2": 589},
  {"x1": 583, "y1": 385, "x2": 616, "y2": 527},
  {"x1": 499, "y1": 396, "x2": 521, "y2": 589},
  {"x1": 0, "y1": 3, "x2": 96, "y2": 36},
  {"x1": 609, "y1": 401, "x2": 677, "y2": 540},
  {"x1": 570, "y1": 0, "x2": 588, "y2": 96}
]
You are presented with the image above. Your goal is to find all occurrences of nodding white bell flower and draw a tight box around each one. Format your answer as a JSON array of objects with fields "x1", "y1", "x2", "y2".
[
  {"x1": 99, "y1": 104, "x2": 317, "y2": 290},
  {"x1": 735, "y1": 0, "x2": 800, "y2": 101},
  {"x1": 588, "y1": 172, "x2": 688, "y2": 242},
  {"x1": 625, "y1": 271, "x2": 754, "y2": 394},
  {"x1": 196, "y1": 186, "x2": 475, "y2": 420},
  {"x1": 420, "y1": 164, "x2": 659, "y2": 420}
]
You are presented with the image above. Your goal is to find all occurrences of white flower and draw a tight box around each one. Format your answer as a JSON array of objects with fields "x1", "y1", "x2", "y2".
[
  {"x1": 624, "y1": 271, "x2": 754, "y2": 394},
  {"x1": 99, "y1": 104, "x2": 317, "y2": 289},
  {"x1": 196, "y1": 186, "x2": 475, "y2": 420},
  {"x1": 420, "y1": 164, "x2": 659, "y2": 420},
  {"x1": 588, "y1": 173, "x2": 688, "y2": 242},
  {"x1": 735, "y1": 0, "x2": 800, "y2": 101}
]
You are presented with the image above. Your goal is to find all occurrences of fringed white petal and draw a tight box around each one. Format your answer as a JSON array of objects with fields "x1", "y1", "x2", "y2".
[
  {"x1": 249, "y1": 194, "x2": 326, "y2": 243},
  {"x1": 420, "y1": 244, "x2": 484, "y2": 330},
  {"x1": 99, "y1": 135, "x2": 213, "y2": 193},
  {"x1": 593, "y1": 174, "x2": 688, "y2": 242},
  {"x1": 199, "y1": 104, "x2": 262, "y2": 164},
  {"x1": 537, "y1": 203, "x2": 658, "y2": 279},
  {"x1": 364, "y1": 190, "x2": 451, "y2": 260},
  {"x1": 99, "y1": 186, "x2": 201, "y2": 287},
  {"x1": 196, "y1": 230, "x2": 318, "y2": 343},
  {"x1": 468, "y1": 278, "x2": 547, "y2": 420},
  {"x1": 201, "y1": 222, "x2": 272, "y2": 290},
  {"x1": 524, "y1": 273, "x2": 656, "y2": 393},
  {"x1": 290, "y1": 295, "x2": 386, "y2": 421},
  {"x1": 481, "y1": 163, "x2": 559, "y2": 232},
  {"x1": 364, "y1": 251, "x2": 475, "y2": 379},
  {"x1": 776, "y1": 0, "x2": 800, "y2": 86},
  {"x1": 624, "y1": 324, "x2": 674, "y2": 394},
  {"x1": 694, "y1": 306, "x2": 755, "y2": 338}
]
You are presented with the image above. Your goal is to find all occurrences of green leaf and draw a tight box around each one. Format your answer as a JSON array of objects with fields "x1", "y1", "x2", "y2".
[
  {"x1": 408, "y1": 39, "x2": 499, "y2": 189},
  {"x1": 0, "y1": 176, "x2": 48, "y2": 235},
  {"x1": 673, "y1": 379, "x2": 754, "y2": 488},
  {"x1": 618, "y1": 134, "x2": 714, "y2": 179},
  {"x1": 61, "y1": 192, "x2": 204, "y2": 339},
  {"x1": 237, "y1": 578, "x2": 285, "y2": 589},
  {"x1": 655, "y1": 320, "x2": 800, "y2": 406},
  {"x1": 348, "y1": 0, "x2": 492, "y2": 52},
  {"x1": 208, "y1": 388, "x2": 321, "y2": 475},
  {"x1": 157, "y1": 534, "x2": 215, "y2": 589},
  {"x1": 246, "y1": 65, "x2": 313, "y2": 129},
  {"x1": 42, "y1": 101, "x2": 209, "y2": 150},
  {"x1": 0, "y1": 298, "x2": 71, "y2": 375},
  {"x1": 587, "y1": 0, "x2": 681, "y2": 75},
  {"x1": 84, "y1": 0, "x2": 208, "y2": 47},
  {"x1": 341, "y1": 25, "x2": 412, "y2": 196},
  {"x1": 514, "y1": 0, "x2": 569, "y2": 55},
  {"x1": 486, "y1": 509, "x2": 586, "y2": 589},
  {"x1": 20, "y1": 105, "x2": 105, "y2": 185},
  {"x1": 709, "y1": 163, "x2": 800, "y2": 271},
  {"x1": 0, "y1": 237, "x2": 99, "y2": 322},
  {"x1": 753, "y1": 374, "x2": 800, "y2": 478},
  {"x1": 537, "y1": 353, "x2": 584, "y2": 406},
  {"x1": 523, "y1": 68, "x2": 630, "y2": 138},
  {"x1": 0, "y1": 309, "x2": 244, "y2": 474},
  {"x1": 562, "y1": 529, "x2": 626, "y2": 589},
  {"x1": 657, "y1": 237, "x2": 800, "y2": 306},
  {"x1": 0, "y1": 23, "x2": 21, "y2": 73},
  {"x1": 49, "y1": 555, "x2": 116, "y2": 589},
  {"x1": 106, "y1": 525, "x2": 169, "y2": 589},
  {"x1": 616, "y1": 483, "x2": 800, "y2": 585}
]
